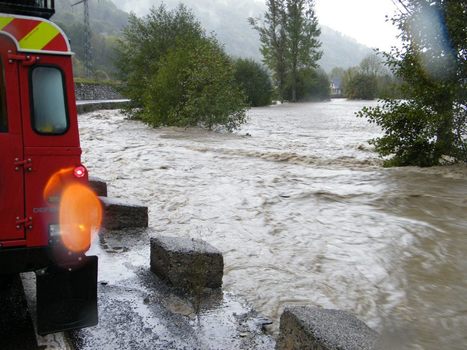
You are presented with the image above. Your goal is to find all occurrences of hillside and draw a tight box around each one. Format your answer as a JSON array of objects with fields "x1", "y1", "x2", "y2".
[
  {"x1": 52, "y1": 0, "x2": 128, "y2": 77},
  {"x1": 319, "y1": 27, "x2": 373, "y2": 72},
  {"x1": 53, "y1": 0, "x2": 373, "y2": 77},
  {"x1": 111, "y1": 0, "x2": 373, "y2": 71},
  {"x1": 54, "y1": 0, "x2": 127, "y2": 34}
]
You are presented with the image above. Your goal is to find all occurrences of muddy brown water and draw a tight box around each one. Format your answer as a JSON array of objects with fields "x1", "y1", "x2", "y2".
[{"x1": 79, "y1": 100, "x2": 467, "y2": 349}]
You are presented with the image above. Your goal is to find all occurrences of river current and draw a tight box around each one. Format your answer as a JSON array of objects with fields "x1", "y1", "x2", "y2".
[{"x1": 79, "y1": 100, "x2": 467, "y2": 349}]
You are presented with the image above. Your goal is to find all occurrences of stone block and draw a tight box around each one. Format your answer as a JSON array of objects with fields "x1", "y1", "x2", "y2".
[
  {"x1": 75, "y1": 82, "x2": 124, "y2": 101},
  {"x1": 100, "y1": 197, "x2": 148, "y2": 230},
  {"x1": 89, "y1": 176, "x2": 108, "y2": 197},
  {"x1": 277, "y1": 307, "x2": 378, "y2": 350},
  {"x1": 150, "y1": 236, "x2": 223, "y2": 290}
]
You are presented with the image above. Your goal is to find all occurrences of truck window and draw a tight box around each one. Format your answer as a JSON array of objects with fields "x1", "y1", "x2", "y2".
[
  {"x1": 31, "y1": 66, "x2": 68, "y2": 135},
  {"x1": 0, "y1": 59, "x2": 7, "y2": 133}
]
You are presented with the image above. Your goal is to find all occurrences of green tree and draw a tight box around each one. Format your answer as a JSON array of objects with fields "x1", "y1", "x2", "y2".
[
  {"x1": 251, "y1": 0, "x2": 322, "y2": 102},
  {"x1": 116, "y1": 5, "x2": 204, "y2": 109},
  {"x1": 116, "y1": 5, "x2": 247, "y2": 131},
  {"x1": 143, "y1": 38, "x2": 247, "y2": 130},
  {"x1": 342, "y1": 54, "x2": 402, "y2": 100},
  {"x1": 358, "y1": 0, "x2": 466, "y2": 166},
  {"x1": 330, "y1": 67, "x2": 345, "y2": 82},
  {"x1": 233, "y1": 59, "x2": 273, "y2": 107},
  {"x1": 249, "y1": 0, "x2": 288, "y2": 100},
  {"x1": 284, "y1": 0, "x2": 322, "y2": 102},
  {"x1": 284, "y1": 67, "x2": 330, "y2": 101},
  {"x1": 359, "y1": 53, "x2": 384, "y2": 77},
  {"x1": 345, "y1": 72, "x2": 378, "y2": 100},
  {"x1": 342, "y1": 54, "x2": 384, "y2": 100},
  {"x1": 342, "y1": 66, "x2": 358, "y2": 97},
  {"x1": 376, "y1": 74, "x2": 403, "y2": 99},
  {"x1": 308, "y1": 69, "x2": 331, "y2": 100}
]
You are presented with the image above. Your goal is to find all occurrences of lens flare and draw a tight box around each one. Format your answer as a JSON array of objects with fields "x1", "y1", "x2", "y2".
[
  {"x1": 409, "y1": 4, "x2": 456, "y2": 80},
  {"x1": 59, "y1": 183, "x2": 102, "y2": 253},
  {"x1": 43, "y1": 167, "x2": 74, "y2": 201}
]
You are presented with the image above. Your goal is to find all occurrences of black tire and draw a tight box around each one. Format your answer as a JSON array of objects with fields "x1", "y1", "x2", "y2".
[{"x1": 0, "y1": 274, "x2": 16, "y2": 290}]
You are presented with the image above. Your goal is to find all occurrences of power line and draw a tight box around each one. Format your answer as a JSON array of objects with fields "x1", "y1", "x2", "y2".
[
  {"x1": 72, "y1": 0, "x2": 93, "y2": 77},
  {"x1": 391, "y1": 0, "x2": 411, "y2": 15}
]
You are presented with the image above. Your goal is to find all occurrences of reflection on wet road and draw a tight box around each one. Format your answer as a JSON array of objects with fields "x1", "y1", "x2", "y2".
[{"x1": 80, "y1": 100, "x2": 467, "y2": 349}]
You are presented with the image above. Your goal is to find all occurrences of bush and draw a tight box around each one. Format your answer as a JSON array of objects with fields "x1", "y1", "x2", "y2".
[
  {"x1": 233, "y1": 59, "x2": 273, "y2": 107},
  {"x1": 340, "y1": 54, "x2": 402, "y2": 100},
  {"x1": 284, "y1": 68, "x2": 330, "y2": 101},
  {"x1": 116, "y1": 5, "x2": 247, "y2": 130},
  {"x1": 142, "y1": 38, "x2": 247, "y2": 130},
  {"x1": 358, "y1": 0, "x2": 466, "y2": 166},
  {"x1": 360, "y1": 100, "x2": 438, "y2": 166},
  {"x1": 307, "y1": 69, "x2": 331, "y2": 101},
  {"x1": 345, "y1": 73, "x2": 377, "y2": 100}
]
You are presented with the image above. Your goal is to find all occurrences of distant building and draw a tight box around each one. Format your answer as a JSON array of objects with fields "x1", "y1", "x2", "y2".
[{"x1": 330, "y1": 78, "x2": 343, "y2": 98}]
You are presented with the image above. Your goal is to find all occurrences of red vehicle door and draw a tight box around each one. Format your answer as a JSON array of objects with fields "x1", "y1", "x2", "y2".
[
  {"x1": 17, "y1": 50, "x2": 82, "y2": 248},
  {"x1": 0, "y1": 35, "x2": 26, "y2": 245}
]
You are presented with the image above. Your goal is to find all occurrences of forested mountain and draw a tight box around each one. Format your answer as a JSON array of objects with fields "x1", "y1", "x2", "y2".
[
  {"x1": 319, "y1": 27, "x2": 373, "y2": 72},
  {"x1": 53, "y1": 0, "x2": 372, "y2": 77},
  {"x1": 53, "y1": 0, "x2": 127, "y2": 77},
  {"x1": 54, "y1": 0, "x2": 127, "y2": 34}
]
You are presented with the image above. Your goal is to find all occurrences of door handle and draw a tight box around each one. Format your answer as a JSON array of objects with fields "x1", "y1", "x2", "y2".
[
  {"x1": 8, "y1": 53, "x2": 40, "y2": 66},
  {"x1": 14, "y1": 158, "x2": 32, "y2": 171}
]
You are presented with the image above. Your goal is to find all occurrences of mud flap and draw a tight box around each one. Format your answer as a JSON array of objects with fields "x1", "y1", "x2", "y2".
[{"x1": 36, "y1": 256, "x2": 98, "y2": 335}]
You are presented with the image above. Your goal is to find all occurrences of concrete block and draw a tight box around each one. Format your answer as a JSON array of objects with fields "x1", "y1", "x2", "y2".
[
  {"x1": 277, "y1": 307, "x2": 378, "y2": 350},
  {"x1": 100, "y1": 197, "x2": 148, "y2": 230},
  {"x1": 150, "y1": 236, "x2": 223, "y2": 290},
  {"x1": 89, "y1": 176, "x2": 108, "y2": 197}
]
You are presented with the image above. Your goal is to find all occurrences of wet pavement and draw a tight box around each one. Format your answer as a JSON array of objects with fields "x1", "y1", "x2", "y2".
[
  {"x1": 69, "y1": 228, "x2": 275, "y2": 350},
  {"x1": 1, "y1": 228, "x2": 275, "y2": 350},
  {"x1": 0, "y1": 275, "x2": 37, "y2": 350}
]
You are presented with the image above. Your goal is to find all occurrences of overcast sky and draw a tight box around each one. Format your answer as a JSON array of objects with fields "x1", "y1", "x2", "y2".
[
  {"x1": 114, "y1": 0, "x2": 401, "y2": 51},
  {"x1": 315, "y1": 0, "x2": 401, "y2": 50}
]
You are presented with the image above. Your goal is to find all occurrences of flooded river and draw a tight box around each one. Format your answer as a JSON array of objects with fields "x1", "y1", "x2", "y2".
[{"x1": 79, "y1": 100, "x2": 467, "y2": 349}]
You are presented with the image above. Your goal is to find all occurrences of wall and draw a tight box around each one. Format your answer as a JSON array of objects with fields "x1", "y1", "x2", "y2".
[{"x1": 75, "y1": 82, "x2": 124, "y2": 101}]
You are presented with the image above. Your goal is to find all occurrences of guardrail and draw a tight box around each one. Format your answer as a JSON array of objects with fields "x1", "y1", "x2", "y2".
[{"x1": 76, "y1": 100, "x2": 131, "y2": 114}]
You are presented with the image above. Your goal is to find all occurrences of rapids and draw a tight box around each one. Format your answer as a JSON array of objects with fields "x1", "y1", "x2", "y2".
[{"x1": 79, "y1": 100, "x2": 467, "y2": 349}]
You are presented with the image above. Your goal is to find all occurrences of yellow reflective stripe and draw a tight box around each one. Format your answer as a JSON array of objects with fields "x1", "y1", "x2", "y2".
[
  {"x1": 0, "y1": 17, "x2": 13, "y2": 30},
  {"x1": 19, "y1": 22, "x2": 59, "y2": 50}
]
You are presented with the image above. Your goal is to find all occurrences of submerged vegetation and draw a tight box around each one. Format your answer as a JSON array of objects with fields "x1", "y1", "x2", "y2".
[
  {"x1": 116, "y1": 5, "x2": 247, "y2": 131},
  {"x1": 330, "y1": 54, "x2": 403, "y2": 100},
  {"x1": 233, "y1": 58, "x2": 273, "y2": 107},
  {"x1": 358, "y1": 0, "x2": 466, "y2": 167},
  {"x1": 57, "y1": 0, "x2": 464, "y2": 166}
]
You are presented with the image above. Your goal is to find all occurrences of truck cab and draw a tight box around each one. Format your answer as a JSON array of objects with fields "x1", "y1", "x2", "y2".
[{"x1": 0, "y1": 1, "x2": 99, "y2": 335}]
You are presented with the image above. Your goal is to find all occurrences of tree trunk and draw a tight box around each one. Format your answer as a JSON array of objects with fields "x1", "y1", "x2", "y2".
[
  {"x1": 279, "y1": 78, "x2": 285, "y2": 103},
  {"x1": 291, "y1": 66, "x2": 297, "y2": 102},
  {"x1": 435, "y1": 112, "x2": 455, "y2": 161}
]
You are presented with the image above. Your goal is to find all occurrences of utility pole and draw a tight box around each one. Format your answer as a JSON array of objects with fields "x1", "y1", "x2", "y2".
[{"x1": 72, "y1": 0, "x2": 93, "y2": 77}]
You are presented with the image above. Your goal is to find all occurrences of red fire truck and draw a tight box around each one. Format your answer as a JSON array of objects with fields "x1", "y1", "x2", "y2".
[{"x1": 0, "y1": 1, "x2": 99, "y2": 335}]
